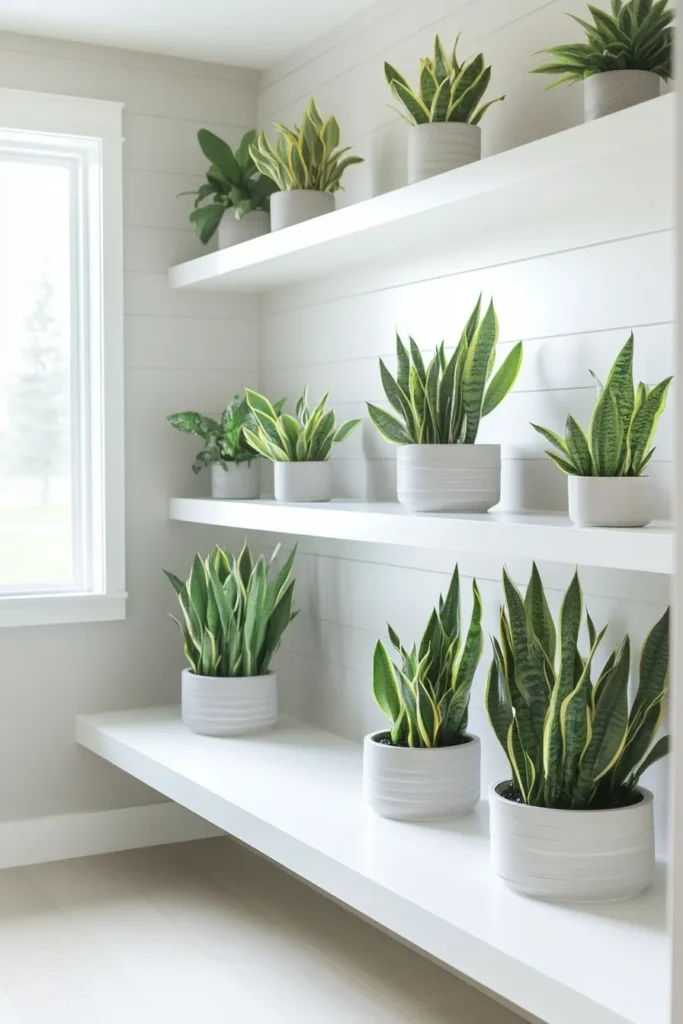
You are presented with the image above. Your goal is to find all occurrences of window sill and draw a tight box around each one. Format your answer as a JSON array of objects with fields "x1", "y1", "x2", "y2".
[{"x1": 0, "y1": 592, "x2": 127, "y2": 628}]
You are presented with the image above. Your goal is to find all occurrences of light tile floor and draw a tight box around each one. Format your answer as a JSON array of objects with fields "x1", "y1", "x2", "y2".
[{"x1": 0, "y1": 838, "x2": 527, "y2": 1023}]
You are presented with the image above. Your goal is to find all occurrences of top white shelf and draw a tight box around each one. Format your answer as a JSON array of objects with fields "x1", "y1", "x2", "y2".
[{"x1": 169, "y1": 96, "x2": 673, "y2": 294}]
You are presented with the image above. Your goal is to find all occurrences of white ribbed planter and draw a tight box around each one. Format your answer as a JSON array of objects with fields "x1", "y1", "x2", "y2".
[
  {"x1": 181, "y1": 669, "x2": 277, "y2": 737},
  {"x1": 397, "y1": 444, "x2": 501, "y2": 513},
  {"x1": 274, "y1": 461, "x2": 331, "y2": 503},
  {"x1": 489, "y1": 783, "x2": 655, "y2": 902},
  {"x1": 210, "y1": 461, "x2": 260, "y2": 500},
  {"x1": 584, "y1": 70, "x2": 660, "y2": 122},
  {"x1": 568, "y1": 475, "x2": 653, "y2": 528},
  {"x1": 363, "y1": 731, "x2": 480, "y2": 821},
  {"x1": 270, "y1": 190, "x2": 335, "y2": 231},
  {"x1": 217, "y1": 210, "x2": 270, "y2": 248},
  {"x1": 408, "y1": 123, "x2": 481, "y2": 184}
]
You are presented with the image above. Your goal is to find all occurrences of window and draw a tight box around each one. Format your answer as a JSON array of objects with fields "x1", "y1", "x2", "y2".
[{"x1": 0, "y1": 89, "x2": 125, "y2": 627}]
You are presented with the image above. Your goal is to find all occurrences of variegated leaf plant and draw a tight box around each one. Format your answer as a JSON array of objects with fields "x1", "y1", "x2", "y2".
[
  {"x1": 373, "y1": 566, "x2": 483, "y2": 748},
  {"x1": 532, "y1": 334, "x2": 672, "y2": 476},
  {"x1": 485, "y1": 564, "x2": 670, "y2": 809},
  {"x1": 244, "y1": 387, "x2": 361, "y2": 462}
]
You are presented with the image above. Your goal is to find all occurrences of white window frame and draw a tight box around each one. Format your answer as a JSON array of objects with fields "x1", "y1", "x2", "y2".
[{"x1": 0, "y1": 88, "x2": 125, "y2": 628}]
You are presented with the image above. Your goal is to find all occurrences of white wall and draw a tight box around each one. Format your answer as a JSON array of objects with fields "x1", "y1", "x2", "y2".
[
  {"x1": 257, "y1": 0, "x2": 673, "y2": 847},
  {"x1": 0, "y1": 32, "x2": 259, "y2": 822}
]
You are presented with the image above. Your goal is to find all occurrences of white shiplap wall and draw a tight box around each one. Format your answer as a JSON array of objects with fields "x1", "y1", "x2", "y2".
[
  {"x1": 0, "y1": 33, "x2": 259, "y2": 822},
  {"x1": 257, "y1": 1, "x2": 673, "y2": 847}
]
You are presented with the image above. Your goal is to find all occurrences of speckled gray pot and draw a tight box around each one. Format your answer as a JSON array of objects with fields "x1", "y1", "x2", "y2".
[
  {"x1": 408, "y1": 123, "x2": 481, "y2": 184},
  {"x1": 181, "y1": 669, "x2": 277, "y2": 737},
  {"x1": 584, "y1": 70, "x2": 660, "y2": 121},
  {"x1": 217, "y1": 210, "x2": 269, "y2": 248},
  {"x1": 270, "y1": 190, "x2": 335, "y2": 230}
]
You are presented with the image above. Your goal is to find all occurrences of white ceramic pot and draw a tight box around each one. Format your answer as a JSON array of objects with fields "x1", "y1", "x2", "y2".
[
  {"x1": 397, "y1": 444, "x2": 501, "y2": 513},
  {"x1": 210, "y1": 461, "x2": 260, "y2": 500},
  {"x1": 270, "y1": 190, "x2": 335, "y2": 231},
  {"x1": 217, "y1": 210, "x2": 270, "y2": 248},
  {"x1": 568, "y1": 475, "x2": 653, "y2": 528},
  {"x1": 408, "y1": 122, "x2": 481, "y2": 184},
  {"x1": 274, "y1": 461, "x2": 332, "y2": 503},
  {"x1": 489, "y1": 783, "x2": 655, "y2": 902},
  {"x1": 363, "y1": 731, "x2": 480, "y2": 821},
  {"x1": 584, "y1": 70, "x2": 660, "y2": 121},
  {"x1": 181, "y1": 669, "x2": 277, "y2": 737}
]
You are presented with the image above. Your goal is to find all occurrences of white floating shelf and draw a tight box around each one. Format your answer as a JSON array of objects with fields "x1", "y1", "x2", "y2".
[
  {"x1": 169, "y1": 497, "x2": 672, "y2": 574},
  {"x1": 169, "y1": 96, "x2": 673, "y2": 294},
  {"x1": 77, "y1": 708, "x2": 667, "y2": 1024}
]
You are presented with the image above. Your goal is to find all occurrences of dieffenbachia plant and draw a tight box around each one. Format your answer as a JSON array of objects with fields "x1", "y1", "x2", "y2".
[
  {"x1": 367, "y1": 297, "x2": 522, "y2": 445},
  {"x1": 532, "y1": 334, "x2": 672, "y2": 476},
  {"x1": 244, "y1": 387, "x2": 361, "y2": 462},
  {"x1": 165, "y1": 543, "x2": 297, "y2": 677},
  {"x1": 384, "y1": 34, "x2": 504, "y2": 125},
  {"x1": 532, "y1": 0, "x2": 674, "y2": 86},
  {"x1": 373, "y1": 566, "x2": 483, "y2": 748},
  {"x1": 485, "y1": 564, "x2": 670, "y2": 809},
  {"x1": 167, "y1": 394, "x2": 275, "y2": 473}
]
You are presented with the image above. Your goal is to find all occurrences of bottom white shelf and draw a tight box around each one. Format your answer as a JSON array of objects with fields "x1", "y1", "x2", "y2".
[{"x1": 76, "y1": 709, "x2": 667, "y2": 1024}]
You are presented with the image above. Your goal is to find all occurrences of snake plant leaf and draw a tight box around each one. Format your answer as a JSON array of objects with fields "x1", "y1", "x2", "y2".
[
  {"x1": 367, "y1": 403, "x2": 411, "y2": 445},
  {"x1": 449, "y1": 59, "x2": 491, "y2": 123},
  {"x1": 580, "y1": 638, "x2": 631, "y2": 791},
  {"x1": 470, "y1": 95, "x2": 506, "y2": 126},
  {"x1": 507, "y1": 719, "x2": 530, "y2": 801},
  {"x1": 524, "y1": 562, "x2": 556, "y2": 665},
  {"x1": 163, "y1": 569, "x2": 186, "y2": 596},
  {"x1": 419, "y1": 61, "x2": 439, "y2": 109},
  {"x1": 450, "y1": 579, "x2": 483, "y2": 703},
  {"x1": 333, "y1": 418, "x2": 361, "y2": 444},
  {"x1": 629, "y1": 607, "x2": 670, "y2": 730},
  {"x1": 590, "y1": 386, "x2": 623, "y2": 476},
  {"x1": 628, "y1": 376, "x2": 672, "y2": 473},
  {"x1": 546, "y1": 450, "x2": 580, "y2": 475},
  {"x1": 439, "y1": 564, "x2": 461, "y2": 639},
  {"x1": 431, "y1": 76, "x2": 452, "y2": 121},
  {"x1": 632, "y1": 734, "x2": 670, "y2": 784},
  {"x1": 396, "y1": 335, "x2": 411, "y2": 395},
  {"x1": 277, "y1": 414, "x2": 301, "y2": 458},
  {"x1": 379, "y1": 358, "x2": 408, "y2": 417},
  {"x1": 611, "y1": 696, "x2": 664, "y2": 790},
  {"x1": 462, "y1": 299, "x2": 499, "y2": 443},
  {"x1": 565, "y1": 415, "x2": 594, "y2": 476},
  {"x1": 432, "y1": 35, "x2": 450, "y2": 81},
  {"x1": 384, "y1": 61, "x2": 411, "y2": 90},
  {"x1": 502, "y1": 569, "x2": 548, "y2": 744},
  {"x1": 409, "y1": 362, "x2": 428, "y2": 440},
  {"x1": 485, "y1": 643, "x2": 513, "y2": 747},
  {"x1": 542, "y1": 573, "x2": 583, "y2": 803},
  {"x1": 391, "y1": 80, "x2": 431, "y2": 124},
  {"x1": 605, "y1": 333, "x2": 635, "y2": 437},
  {"x1": 462, "y1": 294, "x2": 482, "y2": 347},
  {"x1": 416, "y1": 676, "x2": 440, "y2": 747},
  {"x1": 481, "y1": 341, "x2": 522, "y2": 417},
  {"x1": 559, "y1": 658, "x2": 592, "y2": 799}
]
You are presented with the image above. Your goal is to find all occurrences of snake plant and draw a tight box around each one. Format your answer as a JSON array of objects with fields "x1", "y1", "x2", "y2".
[
  {"x1": 244, "y1": 387, "x2": 361, "y2": 462},
  {"x1": 486, "y1": 564, "x2": 670, "y2": 809},
  {"x1": 179, "y1": 129, "x2": 279, "y2": 243},
  {"x1": 250, "y1": 99, "x2": 363, "y2": 192},
  {"x1": 373, "y1": 567, "x2": 483, "y2": 748},
  {"x1": 532, "y1": 0, "x2": 674, "y2": 86},
  {"x1": 367, "y1": 297, "x2": 522, "y2": 445},
  {"x1": 167, "y1": 394, "x2": 275, "y2": 472},
  {"x1": 532, "y1": 334, "x2": 672, "y2": 476},
  {"x1": 165, "y1": 543, "x2": 297, "y2": 677},
  {"x1": 385, "y1": 34, "x2": 504, "y2": 125}
]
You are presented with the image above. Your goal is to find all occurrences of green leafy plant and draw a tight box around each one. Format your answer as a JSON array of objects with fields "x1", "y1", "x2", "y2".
[
  {"x1": 250, "y1": 98, "x2": 363, "y2": 192},
  {"x1": 244, "y1": 387, "x2": 361, "y2": 462},
  {"x1": 180, "y1": 129, "x2": 279, "y2": 244},
  {"x1": 485, "y1": 563, "x2": 670, "y2": 809},
  {"x1": 367, "y1": 297, "x2": 522, "y2": 445},
  {"x1": 532, "y1": 334, "x2": 672, "y2": 477},
  {"x1": 165, "y1": 542, "x2": 297, "y2": 677},
  {"x1": 373, "y1": 567, "x2": 483, "y2": 748},
  {"x1": 532, "y1": 0, "x2": 674, "y2": 86},
  {"x1": 384, "y1": 34, "x2": 504, "y2": 125},
  {"x1": 167, "y1": 395, "x2": 274, "y2": 473}
]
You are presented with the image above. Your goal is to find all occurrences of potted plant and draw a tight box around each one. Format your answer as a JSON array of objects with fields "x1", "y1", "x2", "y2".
[
  {"x1": 486, "y1": 564, "x2": 669, "y2": 902},
  {"x1": 165, "y1": 543, "x2": 297, "y2": 736},
  {"x1": 244, "y1": 387, "x2": 361, "y2": 503},
  {"x1": 365, "y1": 566, "x2": 482, "y2": 820},
  {"x1": 168, "y1": 394, "x2": 273, "y2": 500},
  {"x1": 532, "y1": 333, "x2": 672, "y2": 527},
  {"x1": 180, "y1": 129, "x2": 278, "y2": 248},
  {"x1": 385, "y1": 34, "x2": 504, "y2": 184},
  {"x1": 367, "y1": 297, "x2": 522, "y2": 512},
  {"x1": 250, "y1": 98, "x2": 363, "y2": 230},
  {"x1": 532, "y1": 0, "x2": 673, "y2": 122}
]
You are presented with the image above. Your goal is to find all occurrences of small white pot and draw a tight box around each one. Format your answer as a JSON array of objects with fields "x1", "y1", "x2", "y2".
[
  {"x1": 408, "y1": 122, "x2": 481, "y2": 184},
  {"x1": 568, "y1": 475, "x2": 653, "y2": 528},
  {"x1": 584, "y1": 70, "x2": 660, "y2": 122},
  {"x1": 363, "y1": 731, "x2": 480, "y2": 821},
  {"x1": 397, "y1": 444, "x2": 501, "y2": 513},
  {"x1": 210, "y1": 461, "x2": 260, "y2": 500},
  {"x1": 181, "y1": 669, "x2": 277, "y2": 737},
  {"x1": 217, "y1": 210, "x2": 270, "y2": 248},
  {"x1": 270, "y1": 190, "x2": 335, "y2": 231},
  {"x1": 489, "y1": 783, "x2": 655, "y2": 902},
  {"x1": 274, "y1": 461, "x2": 331, "y2": 503}
]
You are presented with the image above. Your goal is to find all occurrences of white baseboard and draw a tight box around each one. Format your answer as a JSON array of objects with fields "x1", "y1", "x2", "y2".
[{"x1": 0, "y1": 802, "x2": 223, "y2": 869}]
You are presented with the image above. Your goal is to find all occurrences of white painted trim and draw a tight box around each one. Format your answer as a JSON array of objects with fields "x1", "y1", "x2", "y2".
[
  {"x1": 0, "y1": 593, "x2": 127, "y2": 629},
  {"x1": 0, "y1": 802, "x2": 222, "y2": 870}
]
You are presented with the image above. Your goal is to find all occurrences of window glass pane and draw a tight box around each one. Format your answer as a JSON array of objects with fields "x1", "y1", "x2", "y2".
[{"x1": 0, "y1": 157, "x2": 73, "y2": 589}]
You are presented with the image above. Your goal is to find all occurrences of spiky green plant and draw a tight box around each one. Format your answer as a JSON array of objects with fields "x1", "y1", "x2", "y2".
[
  {"x1": 250, "y1": 99, "x2": 363, "y2": 193},
  {"x1": 532, "y1": 0, "x2": 674, "y2": 86},
  {"x1": 384, "y1": 34, "x2": 504, "y2": 125},
  {"x1": 165, "y1": 543, "x2": 297, "y2": 677},
  {"x1": 367, "y1": 298, "x2": 522, "y2": 445},
  {"x1": 167, "y1": 394, "x2": 278, "y2": 472},
  {"x1": 485, "y1": 564, "x2": 670, "y2": 809},
  {"x1": 373, "y1": 567, "x2": 483, "y2": 748},
  {"x1": 532, "y1": 334, "x2": 672, "y2": 477},
  {"x1": 244, "y1": 387, "x2": 361, "y2": 462}
]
